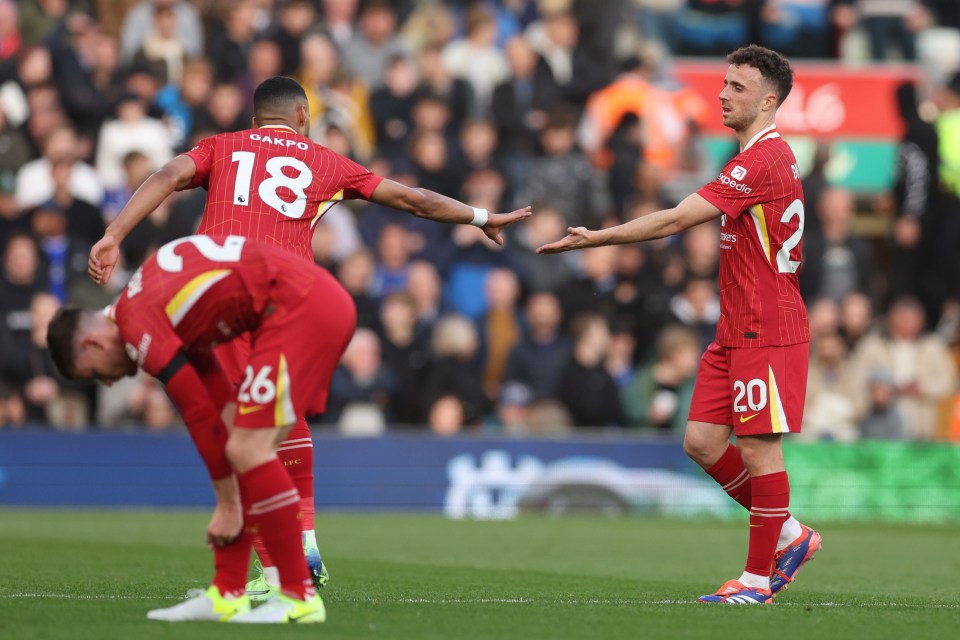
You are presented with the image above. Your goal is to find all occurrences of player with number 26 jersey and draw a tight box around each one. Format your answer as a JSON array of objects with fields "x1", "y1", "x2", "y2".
[
  {"x1": 696, "y1": 125, "x2": 809, "y2": 348},
  {"x1": 183, "y1": 126, "x2": 382, "y2": 261}
]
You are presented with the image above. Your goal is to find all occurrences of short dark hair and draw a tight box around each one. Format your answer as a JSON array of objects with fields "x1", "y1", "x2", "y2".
[
  {"x1": 47, "y1": 306, "x2": 85, "y2": 380},
  {"x1": 727, "y1": 45, "x2": 793, "y2": 105},
  {"x1": 253, "y1": 76, "x2": 308, "y2": 120}
]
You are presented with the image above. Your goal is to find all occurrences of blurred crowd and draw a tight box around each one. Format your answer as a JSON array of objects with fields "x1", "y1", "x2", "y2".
[{"x1": 3, "y1": 0, "x2": 960, "y2": 442}]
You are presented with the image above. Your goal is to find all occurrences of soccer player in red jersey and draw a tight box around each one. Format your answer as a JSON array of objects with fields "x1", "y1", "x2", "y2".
[
  {"x1": 86, "y1": 77, "x2": 529, "y2": 598},
  {"x1": 49, "y1": 235, "x2": 369, "y2": 622},
  {"x1": 538, "y1": 45, "x2": 820, "y2": 604}
]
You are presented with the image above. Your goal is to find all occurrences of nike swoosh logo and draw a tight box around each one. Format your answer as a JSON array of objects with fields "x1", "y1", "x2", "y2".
[
  {"x1": 739, "y1": 413, "x2": 760, "y2": 423},
  {"x1": 238, "y1": 405, "x2": 265, "y2": 415}
]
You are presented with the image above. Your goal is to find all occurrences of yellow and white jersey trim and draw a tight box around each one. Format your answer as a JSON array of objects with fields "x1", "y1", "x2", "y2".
[
  {"x1": 749, "y1": 204, "x2": 773, "y2": 264},
  {"x1": 767, "y1": 365, "x2": 790, "y2": 433},
  {"x1": 165, "y1": 269, "x2": 232, "y2": 327},
  {"x1": 311, "y1": 189, "x2": 344, "y2": 228},
  {"x1": 274, "y1": 353, "x2": 297, "y2": 427}
]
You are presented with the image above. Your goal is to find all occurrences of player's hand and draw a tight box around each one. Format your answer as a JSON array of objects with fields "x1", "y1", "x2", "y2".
[
  {"x1": 88, "y1": 234, "x2": 120, "y2": 285},
  {"x1": 482, "y1": 206, "x2": 532, "y2": 245},
  {"x1": 536, "y1": 226, "x2": 598, "y2": 254},
  {"x1": 206, "y1": 501, "x2": 243, "y2": 549}
]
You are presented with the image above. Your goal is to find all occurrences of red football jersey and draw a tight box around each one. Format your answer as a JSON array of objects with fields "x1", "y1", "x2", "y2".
[
  {"x1": 696, "y1": 126, "x2": 809, "y2": 348},
  {"x1": 183, "y1": 125, "x2": 383, "y2": 260},
  {"x1": 111, "y1": 235, "x2": 318, "y2": 377}
]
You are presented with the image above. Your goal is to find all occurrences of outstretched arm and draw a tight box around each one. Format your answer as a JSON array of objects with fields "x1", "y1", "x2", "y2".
[
  {"x1": 368, "y1": 178, "x2": 532, "y2": 245},
  {"x1": 536, "y1": 193, "x2": 722, "y2": 254},
  {"x1": 88, "y1": 155, "x2": 198, "y2": 284}
]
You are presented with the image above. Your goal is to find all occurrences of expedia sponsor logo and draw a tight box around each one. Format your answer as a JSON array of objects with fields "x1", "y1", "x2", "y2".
[
  {"x1": 731, "y1": 165, "x2": 748, "y2": 180},
  {"x1": 718, "y1": 173, "x2": 752, "y2": 194}
]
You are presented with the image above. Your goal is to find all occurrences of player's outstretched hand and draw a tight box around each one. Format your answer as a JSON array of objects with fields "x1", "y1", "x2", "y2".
[
  {"x1": 206, "y1": 501, "x2": 243, "y2": 549},
  {"x1": 536, "y1": 226, "x2": 598, "y2": 254},
  {"x1": 88, "y1": 234, "x2": 120, "y2": 285},
  {"x1": 482, "y1": 206, "x2": 532, "y2": 245}
]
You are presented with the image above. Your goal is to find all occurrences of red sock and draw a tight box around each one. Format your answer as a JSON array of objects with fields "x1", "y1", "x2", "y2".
[
  {"x1": 237, "y1": 459, "x2": 313, "y2": 600},
  {"x1": 705, "y1": 443, "x2": 752, "y2": 510},
  {"x1": 278, "y1": 418, "x2": 315, "y2": 534},
  {"x1": 211, "y1": 528, "x2": 252, "y2": 598},
  {"x1": 745, "y1": 471, "x2": 790, "y2": 578},
  {"x1": 253, "y1": 420, "x2": 314, "y2": 567}
]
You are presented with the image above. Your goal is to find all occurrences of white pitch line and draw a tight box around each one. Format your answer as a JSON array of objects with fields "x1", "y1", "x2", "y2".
[{"x1": 4, "y1": 593, "x2": 957, "y2": 609}]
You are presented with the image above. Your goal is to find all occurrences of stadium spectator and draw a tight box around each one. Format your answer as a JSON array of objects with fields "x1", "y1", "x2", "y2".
[
  {"x1": 0, "y1": 1, "x2": 21, "y2": 75},
  {"x1": 799, "y1": 187, "x2": 875, "y2": 304},
  {"x1": 370, "y1": 53, "x2": 419, "y2": 163},
  {"x1": 18, "y1": 0, "x2": 80, "y2": 47},
  {"x1": 622, "y1": 324, "x2": 700, "y2": 433},
  {"x1": 858, "y1": 367, "x2": 907, "y2": 439},
  {"x1": 0, "y1": 379, "x2": 25, "y2": 427},
  {"x1": 119, "y1": 0, "x2": 203, "y2": 63},
  {"x1": 94, "y1": 91, "x2": 172, "y2": 190},
  {"x1": 268, "y1": 0, "x2": 319, "y2": 75},
  {"x1": 933, "y1": 72, "x2": 960, "y2": 311},
  {"x1": 191, "y1": 82, "x2": 248, "y2": 135},
  {"x1": 889, "y1": 81, "x2": 941, "y2": 315},
  {"x1": 509, "y1": 203, "x2": 576, "y2": 293},
  {"x1": 406, "y1": 258, "x2": 444, "y2": 335},
  {"x1": 154, "y1": 58, "x2": 214, "y2": 150},
  {"x1": 128, "y1": 0, "x2": 187, "y2": 85},
  {"x1": 479, "y1": 267, "x2": 523, "y2": 396},
  {"x1": 4, "y1": 292, "x2": 90, "y2": 427},
  {"x1": 441, "y1": 3, "x2": 508, "y2": 116},
  {"x1": 491, "y1": 36, "x2": 544, "y2": 178},
  {"x1": 342, "y1": 0, "x2": 407, "y2": 91},
  {"x1": 759, "y1": 0, "x2": 833, "y2": 59},
  {"x1": 848, "y1": 295, "x2": 957, "y2": 440},
  {"x1": 667, "y1": 275, "x2": 720, "y2": 351},
  {"x1": 517, "y1": 107, "x2": 610, "y2": 228},
  {"x1": 831, "y1": 0, "x2": 931, "y2": 61},
  {"x1": 0, "y1": 232, "x2": 47, "y2": 340},
  {"x1": 337, "y1": 247, "x2": 380, "y2": 332},
  {"x1": 524, "y1": 7, "x2": 601, "y2": 111},
  {"x1": 207, "y1": 0, "x2": 259, "y2": 84},
  {"x1": 556, "y1": 245, "x2": 620, "y2": 328},
  {"x1": 415, "y1": 44, "x2": 473, "y2": 133},
  {"x1": 556, "y1": 312, "x2": 622, "y2": 428},
  {"x1": 427, "y1": 393, "x2": 466, "y2": 435},
  {"x1": 801, "y1": 330, "x2": 858, "y2": 442},
  {"x1": 503, "y1": 291, "x2": 571, "y2": 400},
  {"x1": 422, "y1": 314, "x2": 489, "y2": 426},
  {"x1": 370, "y1": 222, "x2": 413, "y2": 301},
  {"x1": 377, "y1": 291, "x2": 430, "y2": 426},
  {"x1": 46, "y1": 12, "x2": 115, "y2": 140},
  {"x1": 326, "y1": 327, "x2": 398, "y2": 425},
  {"x1": 839, "y1": 291, "x2": 875, "y2": 350},
  {"x1": 15, "y1": 124, "x2": 102, "y2": 210}
]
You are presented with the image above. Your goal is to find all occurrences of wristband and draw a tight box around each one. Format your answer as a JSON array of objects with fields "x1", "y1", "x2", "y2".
[{"x1": 470, "y1": 207, "x2": 489, "y2": 228}]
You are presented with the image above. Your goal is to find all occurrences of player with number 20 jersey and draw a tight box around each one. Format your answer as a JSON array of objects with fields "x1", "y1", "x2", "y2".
[{"x1": 690, "y1": 125, "x2": 809, "y2": 437}]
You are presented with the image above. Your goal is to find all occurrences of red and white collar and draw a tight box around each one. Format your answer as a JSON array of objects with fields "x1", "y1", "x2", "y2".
[
  {"x1": 741, "y1": 124, "x2": 780, "y2": 152},
  {"x1": 258, "y1": 125, "x2": 297, "y2": 134}
]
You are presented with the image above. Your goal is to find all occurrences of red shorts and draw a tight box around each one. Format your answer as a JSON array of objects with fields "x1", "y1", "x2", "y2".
[
  {"x1": 688, "y1": 341, "x2": 808, "y2": 436},
  {"x1": 232, "y1": 272, "x2": 356, "y2": 430}
]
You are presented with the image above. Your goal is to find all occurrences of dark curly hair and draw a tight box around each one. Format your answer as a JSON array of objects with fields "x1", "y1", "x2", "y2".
[{"x1": 727, "y1": 45, "x2": 793, "y2": 106}]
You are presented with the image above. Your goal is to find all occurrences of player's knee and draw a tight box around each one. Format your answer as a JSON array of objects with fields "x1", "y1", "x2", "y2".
[
  {"x1": 682, "y1": 432, "x2": 712, "y2": 466},
  {"x1": 224, "y1": 435, "x2": 255, "y2": 469}
]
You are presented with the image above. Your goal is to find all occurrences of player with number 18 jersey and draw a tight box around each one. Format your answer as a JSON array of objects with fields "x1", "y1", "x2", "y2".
[
  {"x1": 183, "y1": 125, "x2": 382, "y2": 261},
  {"x1": 690, "y1": 125, "x2": 809, "y2": 435}
]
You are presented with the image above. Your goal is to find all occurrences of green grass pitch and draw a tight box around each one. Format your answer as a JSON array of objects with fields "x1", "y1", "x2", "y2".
[{"x1": 0, "y1": 510, "x2": 958, "y2": 639}]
